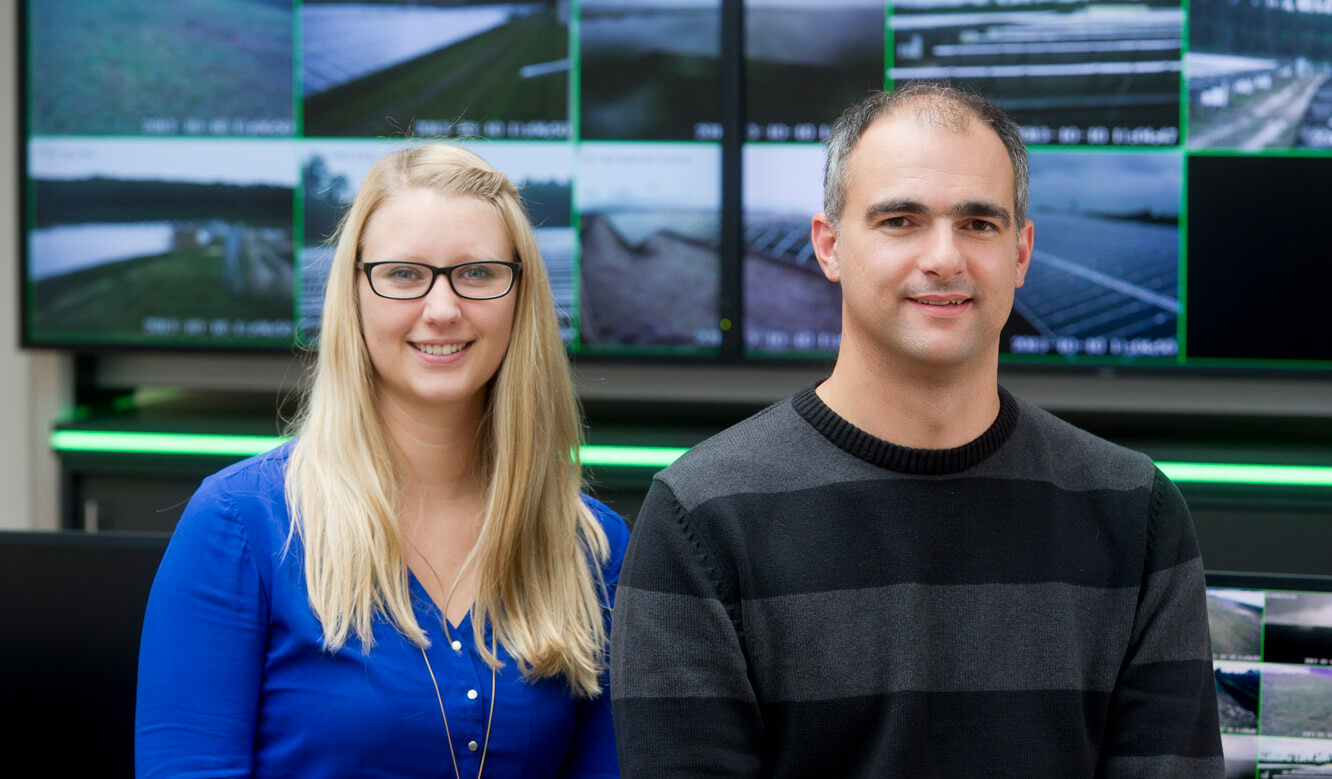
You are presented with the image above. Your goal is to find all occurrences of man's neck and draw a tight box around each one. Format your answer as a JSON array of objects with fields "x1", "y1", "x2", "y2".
[{"x1": 816, "y1": 350, "x2": 1002, "y2": 450}]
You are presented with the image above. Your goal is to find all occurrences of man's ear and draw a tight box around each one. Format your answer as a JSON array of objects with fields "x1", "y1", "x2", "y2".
[
  {"x1": 811, "y1": 212, "x2": 840, "y2": 283},
  {"x1": 1014, "y1": 218, "x2": 1034, "y2": 288}
]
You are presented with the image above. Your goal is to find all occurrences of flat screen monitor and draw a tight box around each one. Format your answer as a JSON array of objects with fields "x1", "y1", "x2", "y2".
[{"x1": 1206, "y1": 571, "x2": 1332, "y2": 778}]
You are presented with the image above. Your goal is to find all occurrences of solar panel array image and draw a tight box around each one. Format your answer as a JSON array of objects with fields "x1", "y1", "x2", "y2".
[
  {"x1": 1014, "y1": 214, "x2": 1178, "y2": 355},
  {"x1": 891, "y1": 2, "x2": 1183, "y2": 145}
]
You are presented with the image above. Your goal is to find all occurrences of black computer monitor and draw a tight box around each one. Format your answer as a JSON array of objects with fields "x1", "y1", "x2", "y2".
[{"x1": 0, "y1": 531, "x2": 169, "y2": 778}]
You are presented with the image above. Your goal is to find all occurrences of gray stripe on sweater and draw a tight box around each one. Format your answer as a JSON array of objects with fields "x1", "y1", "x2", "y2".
[
  {"x1": 738, "y1": 580, "x2": 1138, "y2": 701},
  {"x1": 1129, "y1": 559, "x2": 1213, "y2": 665},
  {"x1": 614, "y1": 579, "x2": 1163, "y2": 702},
  {"x1": 611, "y1": 586, "x2": 756, "y2": 702},
  {"x1": 1101, "y1": 754, "x2": 1225, "y2": 778}
]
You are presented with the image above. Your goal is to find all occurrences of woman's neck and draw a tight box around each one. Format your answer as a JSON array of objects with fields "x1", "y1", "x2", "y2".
[{"x1": 376, "y1": 389, "x2": 487, "y2": 507}]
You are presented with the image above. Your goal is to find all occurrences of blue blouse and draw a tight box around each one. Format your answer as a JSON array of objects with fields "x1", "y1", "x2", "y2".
[{"x1": 135, "y1": 444, "x2": 628, "y2": 778}]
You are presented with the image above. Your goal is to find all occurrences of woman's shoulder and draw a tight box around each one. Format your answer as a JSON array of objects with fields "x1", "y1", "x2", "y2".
[
  {"x1": 178, "y1": 442, "x2": 295, "y2": 559},
  {"x1": 204, "y1": 440, "x2": 294, "y2": 493}
]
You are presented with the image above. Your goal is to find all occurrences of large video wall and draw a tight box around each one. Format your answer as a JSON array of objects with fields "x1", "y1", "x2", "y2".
[{"x1": 20, "y1": 0, "x2": 1332, "y2": 372}]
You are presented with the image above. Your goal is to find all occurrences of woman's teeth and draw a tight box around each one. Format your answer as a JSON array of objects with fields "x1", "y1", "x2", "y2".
[{"x1": 414, "y1": 342, "x2": 466, "y2": 356}]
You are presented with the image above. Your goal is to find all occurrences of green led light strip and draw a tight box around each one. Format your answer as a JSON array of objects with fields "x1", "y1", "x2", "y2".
[
  {"x1": 1155, "y1": 462, "x2": 1332, "y2": 488},
  {"x1": 48, "y1": 431, "x2": 1332, "y2": 486},
  {"x1": 48, "y1": 431, "x2": 690, "y2": 468},
  {"x1": 51, "y1": 430, "x2": 289, "y2": 457},
  {"x1": 579, "y1": 445, "x2": 689, "y2": 468}
]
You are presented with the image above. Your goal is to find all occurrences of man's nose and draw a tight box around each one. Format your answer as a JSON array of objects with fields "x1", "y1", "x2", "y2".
[{"x1": 918, "y1": 226, "x2": 965, "y2": 278}]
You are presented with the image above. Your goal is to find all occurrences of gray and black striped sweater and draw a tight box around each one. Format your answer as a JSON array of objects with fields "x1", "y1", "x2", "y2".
[{"x1": 611, "y1": 385, "x2": 1223, "y2": 778}]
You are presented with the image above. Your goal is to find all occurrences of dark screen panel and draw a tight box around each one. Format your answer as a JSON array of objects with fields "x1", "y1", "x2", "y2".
[
  {"x1": 1186, "y1": 155, "x2": 1332, "y2": 364},
  {"x1": 0, "y1": 531, "x2": 169, "y2": 778}
]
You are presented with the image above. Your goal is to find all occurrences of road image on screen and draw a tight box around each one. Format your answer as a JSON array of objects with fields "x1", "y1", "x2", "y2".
[
  {"x1": 26, "y1": 138, "x2": 297, "y2": 347},
  {"x1": 298, "y1": 140, "x2": 575, "y2": 342},
  {"x1": 890, "y1": 0, "x2": 1182, "y2": 147},
  {"x1": 302, "y1": 1, "x2": 570, "y2": 139},
  {"x1": 1187, "y1": 0, "x2": 1332, "y2": 149},
  {"x1": 744, "y1": 0, "x2": 885, "y2": 143}
]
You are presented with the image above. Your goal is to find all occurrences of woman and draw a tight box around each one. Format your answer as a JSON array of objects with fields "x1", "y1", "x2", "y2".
[{"x1": 135, "y1": 144, "x2": 627, "y2": 777}]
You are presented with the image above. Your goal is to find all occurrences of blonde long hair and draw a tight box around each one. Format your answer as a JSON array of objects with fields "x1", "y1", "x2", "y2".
[{"x1": 285, "y1": 144, "x2": 610, "y2": 697}]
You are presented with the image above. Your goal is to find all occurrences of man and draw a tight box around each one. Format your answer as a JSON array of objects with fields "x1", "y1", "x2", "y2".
[{"x1": 610, "y1": 84, "x2": 1223, "y2": 777}]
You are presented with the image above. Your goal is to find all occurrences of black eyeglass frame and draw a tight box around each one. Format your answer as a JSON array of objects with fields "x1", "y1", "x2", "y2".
[{"x1": 358, "y1": 260, "x2": 522, "y2": 301}]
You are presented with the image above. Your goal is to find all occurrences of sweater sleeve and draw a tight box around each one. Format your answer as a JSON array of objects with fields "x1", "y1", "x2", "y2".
[
  {"x1": 610, "y1": 479, "x2": 763, "y2": 778},
  {"x1": 1099, "y1": 468, "x2": 1225, "y2": 778},
  {"x1": 135, "y1": 477, "x2": 269, "y2": 778}
]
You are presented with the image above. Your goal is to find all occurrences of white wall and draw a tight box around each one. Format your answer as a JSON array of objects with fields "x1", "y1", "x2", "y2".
[{"x1": 1, "y1": 6, "x2": 66, "y2": 530}]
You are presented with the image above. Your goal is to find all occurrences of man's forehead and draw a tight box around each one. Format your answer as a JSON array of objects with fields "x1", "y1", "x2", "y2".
[
  {"x1": 844, "y1": 115, "x2": 1013, "y2": 197},
  {"x1": 855, "y1": 108, "x2": 1004, "y2": 157},
  {"x1": 884, "y1": 94, "x2": 978, "y2": 132}
]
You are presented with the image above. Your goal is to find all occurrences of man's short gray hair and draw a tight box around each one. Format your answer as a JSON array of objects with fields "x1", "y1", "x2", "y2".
[{"x1": 822, "y1": 83, "x2": 1029, "y2": 231}]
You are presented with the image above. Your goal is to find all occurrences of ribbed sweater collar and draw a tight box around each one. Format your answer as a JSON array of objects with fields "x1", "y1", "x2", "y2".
[{"x1": 791, "y1": 382, "x2": 1020, "y2": 475}]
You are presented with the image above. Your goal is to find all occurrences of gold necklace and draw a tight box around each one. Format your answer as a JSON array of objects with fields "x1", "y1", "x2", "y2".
[
  {"x1": 409, "y1": 540, "x2": 497, "y2": 779},
  {"x1": 421, "y1": 636, "x2": 496, "y2": 779}
]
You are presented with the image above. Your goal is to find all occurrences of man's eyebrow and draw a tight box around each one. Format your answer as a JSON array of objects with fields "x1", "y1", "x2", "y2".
[
  {"x1": 863, "y1": 199, "x2": 1013, "y2": 229},
  {"x1": 863, "y1": 200, "x2": 929, "y2": 222},
  {"x1": 949, "y1": 200, "x2": 1012, "y2": 228}
]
